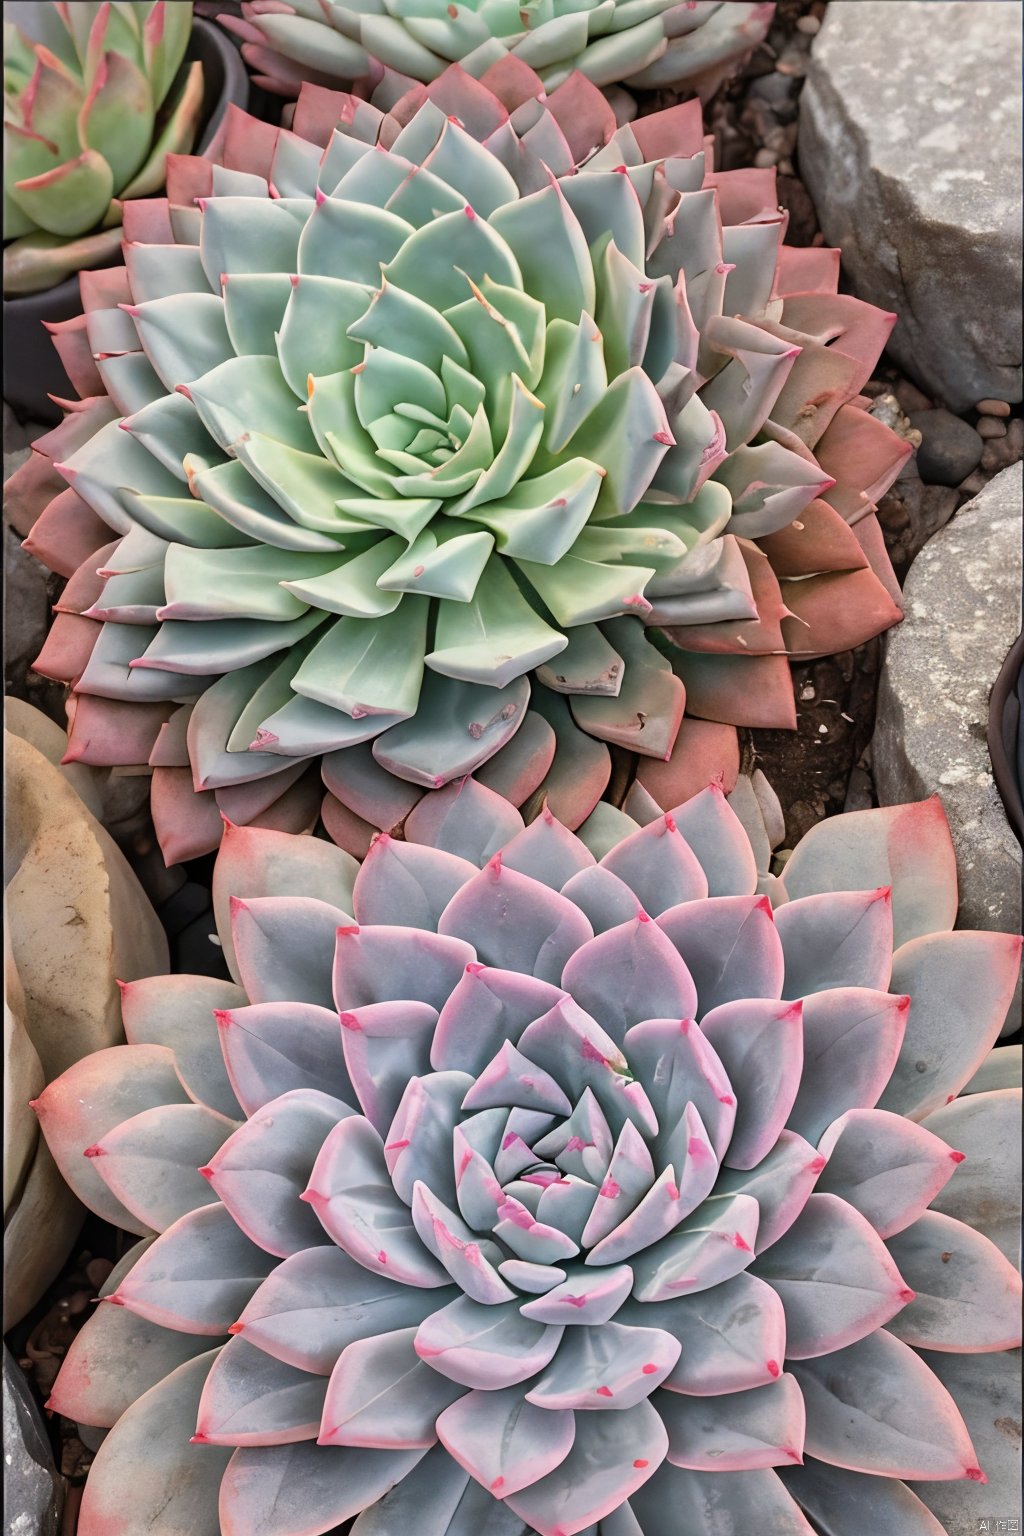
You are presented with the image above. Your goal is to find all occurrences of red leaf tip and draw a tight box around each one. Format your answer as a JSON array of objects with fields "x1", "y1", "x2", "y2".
[
  {"x1": 337, "y1": 924, "x2": 361, "y2": 936},
  {"x1": 898, "y1": 1288, "x2": 916, "y2": 1303},
  {"x1": 949, "y1": 1150, "x2": 966, "y2": 1163},
  {"x1": 190, "y1": 1432, "x2": 210, "y2": 1444},
  {"x1": 213, "y1": 1010, "x2": 233, "y2": 1029},
  {"x1": 197, "y1": 1165, "x2": 215, "y2": 1180},
  {"x1": 636, "y1": 908, "x2": 651, "y2": 924},
  {"x1": 965, "y1": 1467, "x2": 987, "y2": 1483},
  {"x1": 766, "y1": 1359, "x2": 781, "y2": 1378},
  {"x1": 227, "y1": 1321, "x2": 244, "y2": 1335},
  {"x1": 83, "y1": 1144, "x2": 105, "y2": 1158}
]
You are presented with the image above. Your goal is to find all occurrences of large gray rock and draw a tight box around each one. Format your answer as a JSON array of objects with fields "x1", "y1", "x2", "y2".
[
  {"x1": 800, "y1": 2, "x2": 1022, "y2": 412},
  {"x1": 2, "y1": 1347, "x2": 62, "y2": 1536},
  {"x1": 873, "y1": 463, "x2": 1022, "y2": 1033}
]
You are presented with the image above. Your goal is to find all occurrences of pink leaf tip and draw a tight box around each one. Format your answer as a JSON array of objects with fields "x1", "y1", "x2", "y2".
[{"x1": 898, "y1": 1288, "x2": 916, "y2": 1303}]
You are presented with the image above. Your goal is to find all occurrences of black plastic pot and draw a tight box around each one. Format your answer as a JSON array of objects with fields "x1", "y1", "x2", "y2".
[
  {"x1": 988, "y1": 628, "x2": 1024, "y2": 851},
  {"x1": 3, "y1": 15, "x2": 249, "y2": 427}
]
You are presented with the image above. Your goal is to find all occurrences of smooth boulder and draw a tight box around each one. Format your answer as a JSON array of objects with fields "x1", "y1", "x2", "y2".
[{"x1": 3, "y1": 706, "x2": 169, "y2": 1327}]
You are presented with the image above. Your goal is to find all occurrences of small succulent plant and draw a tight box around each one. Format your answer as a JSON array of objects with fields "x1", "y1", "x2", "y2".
[
  {"x1": 3, "y1": 1, "x2": 204, "y2": 296},
  {"x1": 17, "y1": 64, "x2": 911, "y2": 865},
  {"x1": 216, "y1": 0, "x2": 775, "y2": 99},
  {"x1": 36, "y1": 788, "x2": 1022, "y2": 1536}
]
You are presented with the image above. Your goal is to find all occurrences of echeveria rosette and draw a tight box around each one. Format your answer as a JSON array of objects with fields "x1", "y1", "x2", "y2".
[
  {"x1": 217, "y1": 0, "x2": 776, "y2": 99},
  {"x1": 36, "y1": 787, "x2": 1022, "y2": 1536},
  {"x1": 18, "y1": 64, "x2": 910, "y2": 865},
  {"x1": 3, "y1": 1, "x2": 203, "y2": 295}
]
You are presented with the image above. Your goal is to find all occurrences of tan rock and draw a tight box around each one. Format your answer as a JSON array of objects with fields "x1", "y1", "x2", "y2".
[
  {"x1": 3, "y1": 706, "x2": 169, "y2": 1325},
  {"x1": 3, "y1": 696, "x2": 106, "y2": 821},
  {"x1": 5, "y1": 727, "x2": 168, "y2": 1080},
  {"x1": 3, "y1": 934, "x2": 43, "y2": 1214}
]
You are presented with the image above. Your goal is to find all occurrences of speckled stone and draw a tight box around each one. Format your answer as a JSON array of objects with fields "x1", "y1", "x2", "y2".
[
  {"x1": 2, "y1": 1347, "x2": 62, "y2": 1536},
  {"x1": 873, "y1": 463, "x2": 1022, "y2": 1033},
  {"x1": 800, "y1": 2, "x2": 1023, "y2": 412}
]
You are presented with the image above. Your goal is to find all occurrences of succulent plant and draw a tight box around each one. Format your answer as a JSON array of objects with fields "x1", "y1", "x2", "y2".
[
  {"x1": 215, "y1": 0, "x2": 776, "y2": 100},
  {"x1": 16, "y1": 64, "x2": 910, "y2": 865},
  {"x1": 4, "y1": 1, "x2": 204, "y2": 296},
  {"x1": 36, "y1": 787, "x2": 1022, "y2": 1536}
]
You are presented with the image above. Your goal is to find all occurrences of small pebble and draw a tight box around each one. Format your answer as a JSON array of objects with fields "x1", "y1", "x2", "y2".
[
  {"x1": 754, "y1": 148, "x2": 779, "y2": 168},
  {"x1": 980, "y1": 416, "x2": 1024, "y2": 474},
  {"x1": 977, "y1": 417, "x2": 1007, "y2": 439},
  {"x1": 958, "y1": 470, "x2": 989, "y2": 497},
  {"x1": 796, "y1": 13, "x2": 821, "y2": 33},
  {"x1": 976, "y1": 398, "x2": 1011, "y2": 417},
  {"x1": 908, "y1": 408, "x2": 984, "y2": 487},
  {"x1": 749, "y1": 71, "x2": 797, "y2": 107}
]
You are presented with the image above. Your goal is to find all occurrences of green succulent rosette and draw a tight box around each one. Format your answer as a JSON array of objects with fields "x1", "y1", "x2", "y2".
[
  {"x1": 18, "y1": 64, "x2": 910, "y2": 864},
  {"x1": 217, "y1": 0, "x2": 776, "y2": 99},
  {"x1": 4, "y1": 0, "x2": 204, "y2": 295}
]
